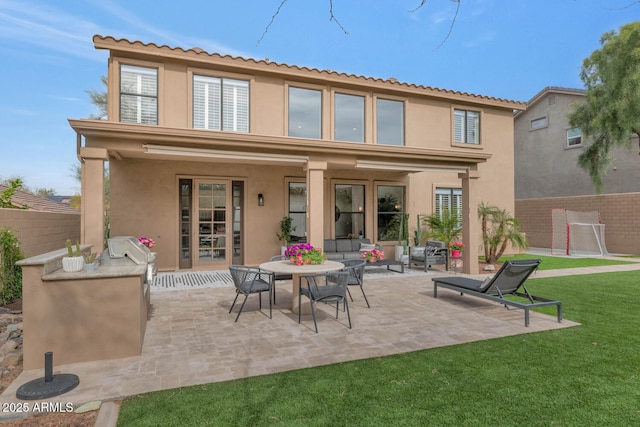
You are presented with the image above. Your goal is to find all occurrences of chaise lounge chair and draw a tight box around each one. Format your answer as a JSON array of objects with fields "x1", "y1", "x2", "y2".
[{"x1": 432, "y1": 259, "x2": 562, "y2": 327}]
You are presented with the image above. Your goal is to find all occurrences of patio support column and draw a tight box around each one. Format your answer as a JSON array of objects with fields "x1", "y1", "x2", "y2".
[
  {"x1": 80, "y1": 147, "x2": 108, "y2": 252},
  {"x1": 306, "y1": 159, "x2": 327, "y2": 250},
  {"x1": 459, "y1": 169, "x2": 480, "y2": 274}
]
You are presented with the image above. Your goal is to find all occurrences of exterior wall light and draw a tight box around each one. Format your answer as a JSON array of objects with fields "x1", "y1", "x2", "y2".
[{"x1": 258, "y1": 193, "x2": 264, "y2": 206}]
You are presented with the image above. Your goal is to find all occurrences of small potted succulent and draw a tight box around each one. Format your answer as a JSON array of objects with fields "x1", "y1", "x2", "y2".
[
  {"x1": 83, "y1": 252, "x2": 99, "y2": 272},
  {"x1": 62, "y1": 239, "x2": 84, "y2": 272}
]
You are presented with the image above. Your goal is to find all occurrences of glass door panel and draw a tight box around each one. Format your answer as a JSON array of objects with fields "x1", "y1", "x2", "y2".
[{"x1": 193, "y1": 180, "x2": 231, "y2": 268}]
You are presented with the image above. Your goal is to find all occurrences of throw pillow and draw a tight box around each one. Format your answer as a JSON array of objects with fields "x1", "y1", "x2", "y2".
[{"x1": 359, "y1": 243, "x2": 376, "y2": 252}]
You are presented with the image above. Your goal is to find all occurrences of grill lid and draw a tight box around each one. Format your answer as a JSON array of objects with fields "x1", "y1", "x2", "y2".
[{"x1": 107, "y1": 236, "x2": 150, "y2": 265}]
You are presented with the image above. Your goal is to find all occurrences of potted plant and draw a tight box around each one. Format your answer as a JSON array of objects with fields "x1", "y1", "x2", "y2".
[
  {"x1": 421, "y1": 208, "x2": 462, "y2": 249},
  {"x1": 449, "y1": 241, "x2": 465, "y2": 259},
  {"x1": 276, "y1": 216, "x2": 296, "y2": 255},
  {"x1": 360, "y1": 248, "x2": 384, "y2": 263},
  {"x1": 285, "y1": 243, "x2": 327, "y2": 265},
  {"x1": 83, "y1": 252, "x2": 99, "y2": 272},
  {"x1": 62, "y1": 239, "x2": 84, "y2": 272}
]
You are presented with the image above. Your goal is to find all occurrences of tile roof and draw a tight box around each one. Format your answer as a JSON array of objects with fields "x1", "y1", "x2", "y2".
[
  {"x1": 0, "y1": 184, "x2": 79, "y2": 214},
  {"x1": 93, "y1": 35, "x2": 526, "y2": 109}
]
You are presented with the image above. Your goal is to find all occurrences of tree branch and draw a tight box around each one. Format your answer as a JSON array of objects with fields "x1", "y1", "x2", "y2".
[{"x1": 257, "y1": 0, "x2": 290, "y2": 46}]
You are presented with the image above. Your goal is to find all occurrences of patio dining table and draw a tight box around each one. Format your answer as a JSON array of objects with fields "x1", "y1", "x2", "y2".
[{"x1": 259, "y1": 260, "x2": 345, "y2": 315}]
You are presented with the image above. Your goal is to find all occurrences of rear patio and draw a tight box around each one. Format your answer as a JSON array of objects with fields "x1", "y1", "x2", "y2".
[{"x1": 0, "y1": 267, "x2": 576, "y2": 410}]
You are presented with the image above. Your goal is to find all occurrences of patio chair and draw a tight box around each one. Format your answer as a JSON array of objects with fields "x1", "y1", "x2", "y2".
[
  {"x1": 299, "y1": 271, "x2": 352, "y2": 333},
  {"x1": 341, "y1": 259, "x2": 370, "y2": 308},
  {"x1": 432, "y1": 259, "x2": 562, "y2": 327},
  {"x1": 269, "y1": 255, "x2": 292, "y2": 303},
  {"x1": 228, "y1": 265, "x2": 274, "y2": 322}
]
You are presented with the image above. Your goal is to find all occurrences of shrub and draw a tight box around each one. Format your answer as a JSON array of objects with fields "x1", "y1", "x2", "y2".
[{"x1": 0, "y1": 227, "x2": 24, "y2": 305}]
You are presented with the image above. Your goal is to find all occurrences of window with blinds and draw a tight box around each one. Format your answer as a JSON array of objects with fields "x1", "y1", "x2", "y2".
[
  {"x1": 120, "y1": 64, "x2": 158, "y2": 124},
  {"x1": 453, "y1": 109, "x2": 480, "y2": 144},
  {"x1": 193, "y1": 75, "x2": 249, "y2": 132},
  {"x1": 435, "y1": 188, "x2": 462, "y2": 222}
]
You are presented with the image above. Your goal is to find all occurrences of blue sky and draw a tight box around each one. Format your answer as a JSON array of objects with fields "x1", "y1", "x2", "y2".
[{"x1": 0, "y1": 0, "x2": 637, "y2": 195}]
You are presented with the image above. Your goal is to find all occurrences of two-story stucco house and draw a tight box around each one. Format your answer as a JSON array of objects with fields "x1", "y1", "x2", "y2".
[
  {"x1": 514, "y1": 86, "x2": 640, "y2": 254},
  {"x1": 69, "y1": 35, "x2": 525, "y2": 274}
]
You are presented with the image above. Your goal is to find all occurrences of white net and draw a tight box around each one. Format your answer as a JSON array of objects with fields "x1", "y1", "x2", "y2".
[
  {"x1": 551, "y1": 209, "x2": 568, "y2": 255},
  {"x1": 568, "y1": 223, "x2": 608, "y2": 256},
  {"x1": 551, "y1": 209, "x2": 608, "y2": 256}
]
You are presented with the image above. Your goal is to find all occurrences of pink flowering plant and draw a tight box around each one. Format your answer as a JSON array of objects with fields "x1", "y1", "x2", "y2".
[
  {"x1": 138, "y1": 237, "x2": 156, "y2": 249},
  {"x1": 360, "y1": 248, "x2": 384, "y2": 261},
  {"x1": 285, "y1": 243, "x2": 327, "y2": 265},
  {"x1": 449, "y1": 241, "x2": 465, "y2": 251}
]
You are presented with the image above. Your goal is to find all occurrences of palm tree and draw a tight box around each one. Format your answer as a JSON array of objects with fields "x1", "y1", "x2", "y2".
[{"x1": 478, "y1": 202, "x2": 528, "y2": 264}]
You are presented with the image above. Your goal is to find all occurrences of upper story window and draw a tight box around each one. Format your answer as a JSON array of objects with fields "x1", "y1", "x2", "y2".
[
  {"x1": 453, "y1": 109, "x2": 480, "y2": 145},
  {"x1": 193, "y1": 75, "x2": 249, "y2": 132},
  {"x1": 567, "y1": 127, "x2": 582, "y2": 147},
  {"x1": 289, "y1": 87, "x2": 322, "y2": 139},
  {"x1": 334, "y1": 93, "x2": 364, "y2": 142},
  {"x1": 376, "y1": 99, "x2": 404, "y2": 146},
  {"x1": 120, "y1": 65, "x2": 158, "y2": 124},
  {"x1": 530, "y1": 116, "x2": 548, "y2": 130}
]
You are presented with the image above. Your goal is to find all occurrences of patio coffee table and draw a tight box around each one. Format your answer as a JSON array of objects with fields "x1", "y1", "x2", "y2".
[{"x1": 364, "y1": 259, "x2": 404, "y2": 273}]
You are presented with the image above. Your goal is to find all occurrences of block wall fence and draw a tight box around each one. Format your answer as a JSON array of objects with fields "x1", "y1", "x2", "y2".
[
  {"x1": 0, "y1": 209, "x2": 81, "y2": 258},
  {"x1": 515, "y1": 193, "x2": 640, "y2": 255}
]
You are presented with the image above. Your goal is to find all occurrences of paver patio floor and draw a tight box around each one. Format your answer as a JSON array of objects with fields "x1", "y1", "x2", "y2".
[{"x1": 0, "y1": 267, "x2": 578, "y2": 411}]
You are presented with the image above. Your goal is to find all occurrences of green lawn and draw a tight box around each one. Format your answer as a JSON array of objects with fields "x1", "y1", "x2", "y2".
[
  {"x1": 499, "y1": 253, "x2": 635, "y2": 270},
  {"x1": 118, "y1": 269, "x2": 640, "y2": 426}
]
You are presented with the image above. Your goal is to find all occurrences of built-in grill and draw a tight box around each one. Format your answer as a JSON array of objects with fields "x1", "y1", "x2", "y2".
[{"x1": 100, "y1": 236, "x2": 157, "y2": 284}]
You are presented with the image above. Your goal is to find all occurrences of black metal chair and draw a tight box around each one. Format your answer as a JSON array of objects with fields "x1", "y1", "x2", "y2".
[
  {"x1": 269, "y1": 255, "x2": 292, "y2": 303},
  {"x1": 341, "y1": 259, "x2": 370, "y2": 308},
  {"x1": 228, "y1": 265, "x2": 274, "y2": 322},
  {"x1": 299, "y1": 271, "x2": 351, "y2": 333}
]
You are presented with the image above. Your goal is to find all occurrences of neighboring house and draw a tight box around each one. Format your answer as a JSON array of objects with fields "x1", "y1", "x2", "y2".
[
  {"x1": 69, "y1": 35, "x2": 526, "y2": 274},
  {"x1": 0, "y1": 184, "x2": 78, "y2": 214},
  {"x1": 0, "y1": 184, "x2": 80, "y2": 257},
  {"x1": 514, "y1": 87, "x2": 640, "y2": 253},
  {"x1": 46, "y1": 195, "x2": 74, "y2": 207}
]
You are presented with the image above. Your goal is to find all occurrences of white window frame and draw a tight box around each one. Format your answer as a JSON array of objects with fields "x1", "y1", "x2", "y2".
[
  {"x1": 530, "y1": 116, "x2": 548, "y2": 131},
  {"x1": 435, "y1": 187, "x2": 462, "y2": 223},
  {"x1": 120, "y1": 64, "x2": 158, "y2": 125},
  {"x1": 453, "y1": 109, "x2": 480, "y2": 145},
  {"x1": 193, "y1": 75, "x2": 249, "y2": 132},
  {"x1": 566, "y1": 127, "x2": 582, "y2": 148}
]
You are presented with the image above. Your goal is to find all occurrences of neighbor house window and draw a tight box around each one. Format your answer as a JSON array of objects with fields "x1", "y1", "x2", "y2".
[
  {"x1": 376, "y1": 99, "x2": 404, "y2": 145},
  {"x1": 334, "y1": 93, "x2": 364, "y2": 142},
  {"x1": 120, "y1": 64, "x2": 157, "y2": 124},
  {"x1": 335, "y1": 184, "x2": 365, "y2": 238},
  {"x1": 435, "y1": 187, "x2": 462, "y2": 224},
  {"x1": 453, "y1": 109, "x2": 480, "y2": 144},
  {"x1": 567, "y1": 127, "x2": 582, "y2": 147},
  {"x1": 530, "y1": 116, "x2": 548, "y2": 130},
  {"x1": 193, "y1": 75, "x2": 249, "y2": 132},
  {"x1": 289, "y1": 87, "x2": 322, "y2": 139},
  {"x1": 377, "y1": 185, "x2": 405, "y2": 241},
  {"x1": 288, "y1": 182, "x2": 307, "y2": 243}
]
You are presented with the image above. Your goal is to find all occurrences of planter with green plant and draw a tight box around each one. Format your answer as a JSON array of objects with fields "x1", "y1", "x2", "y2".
[
  {"x1": 62, "y1": 239, "x2": 84, "y2": 272},
  {"x1": 83, "y1": 252, "x2": 99, "y2": 272},
  {"x1": 421, "y1": 208, "x2": 462, "y2": 249},
  {"x1": 276, "y1": 216, "x2": 296, "y2": 255}
]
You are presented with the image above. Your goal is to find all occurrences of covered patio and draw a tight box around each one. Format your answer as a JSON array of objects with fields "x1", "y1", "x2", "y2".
[{"x1": 1, "y1": 269, "x2": 576, "y2": 407}]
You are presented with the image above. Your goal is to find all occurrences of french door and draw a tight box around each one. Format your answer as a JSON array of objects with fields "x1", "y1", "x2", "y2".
[{"x1": 179, "y1": 178, "x2": 243, "y2": 269}]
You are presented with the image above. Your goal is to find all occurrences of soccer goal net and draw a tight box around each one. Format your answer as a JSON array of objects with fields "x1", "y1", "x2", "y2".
[{"x1": 551, "y1": 209, "x2": 609, "y2": 256}]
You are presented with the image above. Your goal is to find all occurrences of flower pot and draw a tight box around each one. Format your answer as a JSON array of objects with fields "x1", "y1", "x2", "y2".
[
  {"x1": 84, "y1": 261, "x2": 99, "y2": 272},
  {"x1": 62, "y1": 256, "x2": 84, "y2": 273},
  {"x1": 367, "y1": 256, "x2": 378, "y2": 263},
  {"x1": 450, "y1": 249, "x2": 461, "y2": 258}
]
